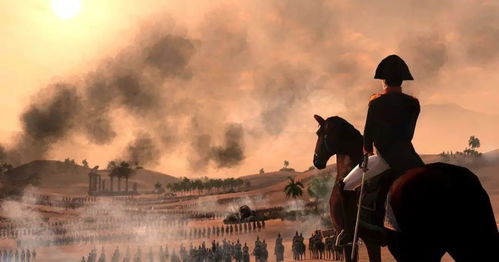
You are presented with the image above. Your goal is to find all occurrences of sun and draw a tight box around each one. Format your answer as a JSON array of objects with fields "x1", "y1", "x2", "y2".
[{"x1": 51, "y1": 0, "x2": 82, "y2": 20}]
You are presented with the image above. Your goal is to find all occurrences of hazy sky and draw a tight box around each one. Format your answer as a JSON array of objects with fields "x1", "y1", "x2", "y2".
[{"x1": 1, "y1": 0, "x2": 498, "y2": 177}]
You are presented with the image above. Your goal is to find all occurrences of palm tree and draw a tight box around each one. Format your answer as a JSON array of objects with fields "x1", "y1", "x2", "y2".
[
  {"x1": 154, "y1": 182, "x2": 164, "y2": 193},
  {"x1": 284, "y1": 177, "x2": 304, "y2": 199},
  {"x1": 82, "y1": 159, "x2": 89, "y2": 168},
  {"x1": 283, "y1": 160, "x2": 290, "y2": 169},
  {"x1": 107, "y1": 161, "x2": 117, "y2": 170},
  {"x1": 108, "y1": 161, "x2": 133, "y2": 192},
  {"x1": 468, "y1": 136, "x2": 481, "y2": 150},
  {"x1": 307, "y1": 172, "x2": 334, "y2": 212}
]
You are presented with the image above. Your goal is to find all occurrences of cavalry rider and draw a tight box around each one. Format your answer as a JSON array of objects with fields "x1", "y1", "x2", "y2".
[{"x1": 339, "y1": 54, "x2": 424, "y2": 244}]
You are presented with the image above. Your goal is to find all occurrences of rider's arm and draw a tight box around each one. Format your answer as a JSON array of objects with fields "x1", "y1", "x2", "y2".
[
  {"x1": 407, "y1": 98, "x2": 420, "y2": 140},
  {"x1": 363, "y1": 101, "x2": 376, "y2": 154}
]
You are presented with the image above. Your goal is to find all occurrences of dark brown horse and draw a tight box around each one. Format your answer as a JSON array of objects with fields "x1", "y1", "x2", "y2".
[{"x1": 313, "y1": 115, "x2": 498, "y2": 262}]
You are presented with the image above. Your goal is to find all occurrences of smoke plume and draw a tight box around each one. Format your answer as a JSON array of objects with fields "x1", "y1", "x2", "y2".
[
  {"x1": 2, "y1": 0, "x2": 499, "y2": 174},
  {"x1": 210, "y1": 124, "x2": 245, "y2": 168}
]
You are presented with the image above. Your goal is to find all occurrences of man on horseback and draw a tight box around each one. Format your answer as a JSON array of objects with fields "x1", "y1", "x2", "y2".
[
  {"x1": 339, "y1": 54, "x2": 424, "y2": 246},
  {"x1": 363, "y1": 54, "x2": 424, "y2": 173}
]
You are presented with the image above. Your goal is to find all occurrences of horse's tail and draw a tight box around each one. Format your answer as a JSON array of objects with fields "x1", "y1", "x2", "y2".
[{"x1": 389, "y1": 162, "x2": 498, "y2": 261}]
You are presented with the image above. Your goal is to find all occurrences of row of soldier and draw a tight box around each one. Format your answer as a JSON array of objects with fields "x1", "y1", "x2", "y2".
[
  {"x1": 84, "y1": 209, "x2": 220, "y2": 221},
  {"x1": 15, "y1": 221, "x2": 269, "y2": 247},
  {"x1": 19, "y1": 194, "x2": 95, "y2": 209},
  {"x1": 0, "y1": 249, "x2": 36, "y2": 262},
  {"x1": 81, "y1": 235, "x2": 286, "y2": 262},
  {"x1": 0, "y1": 217, "x2": 189, "y2": 239},
  {"x1": 290, "y1": 231, "x2": 343, "y2": 261}
]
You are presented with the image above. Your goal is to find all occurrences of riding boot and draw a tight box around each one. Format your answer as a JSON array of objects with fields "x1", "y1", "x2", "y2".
[
  {"x1": 358, "y1": 170, "x2": 401, "y2": 247},
  {"x1": 337, "y1": 180, "x2": 358, "y2": 246}
]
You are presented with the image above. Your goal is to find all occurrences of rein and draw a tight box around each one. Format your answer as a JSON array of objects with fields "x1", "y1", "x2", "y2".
[{"x1": 321, "y1": 122, "x2": 336, "y2": 157}]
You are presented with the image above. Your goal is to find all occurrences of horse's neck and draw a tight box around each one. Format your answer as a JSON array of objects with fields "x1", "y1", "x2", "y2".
[{"x1": 335, "y1": 154, "x2": 354, "y2": 182}]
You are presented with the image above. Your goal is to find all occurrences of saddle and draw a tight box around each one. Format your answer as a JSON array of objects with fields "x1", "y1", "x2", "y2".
[
  {"x1": 359, "y1": 169, "x2": 399, "y2": 233},
  {"x1": 338, "y1": 168, "x2": 400, "y2": 246}
]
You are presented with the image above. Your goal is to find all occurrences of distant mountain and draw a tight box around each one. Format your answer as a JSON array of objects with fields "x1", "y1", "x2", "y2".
[
  {"x1": 2, "y1": 160, "x2": 179, "y2": 195},
  {"x1": 415, "y1": 103, "x2": 499, "y2": 153}
]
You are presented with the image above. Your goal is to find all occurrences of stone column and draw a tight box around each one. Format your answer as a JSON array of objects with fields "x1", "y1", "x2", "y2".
[{"x1": 92, "y1": 175, "x2": 97, "y2": 192}]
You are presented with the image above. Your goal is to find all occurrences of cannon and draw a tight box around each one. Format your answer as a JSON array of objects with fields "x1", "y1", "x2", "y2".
[{"x1": 223, "y1": 205, "x2": 258, "y2": 224}]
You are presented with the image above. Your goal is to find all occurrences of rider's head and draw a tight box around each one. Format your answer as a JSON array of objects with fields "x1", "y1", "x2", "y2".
[{"x1": 375, "y1": 54, "x2": 413, "y2": 88}]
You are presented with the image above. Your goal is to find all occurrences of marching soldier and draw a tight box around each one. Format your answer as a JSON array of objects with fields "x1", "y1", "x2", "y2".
[
  {"x1": 275, "y1": 233, "x2": 284, "y2": 262},
  {"x1": 234, "y1": 240, "x2": 242, "y2": 262},
  {"x1": 164, "y1": 246, "x2": 169, "y2": 260},
  {"x1": 111, "y1": 247, "x2": 120, "y2": 262},
  {"x1": 170, "y1": 250, "x2": 180, "y2": 262},
  {"x1": 242, "y1": 243, "x2": 250, "y2": 262},
  {"x1": 262, "y1": 240, "x2": 269, "y2": 262},
  {"x1": 98, "y1": 247, "x2": 106, "y2": 262}
]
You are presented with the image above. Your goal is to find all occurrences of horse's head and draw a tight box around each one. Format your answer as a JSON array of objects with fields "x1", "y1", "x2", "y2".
[
  {"x1": 313, "y1": 114, "x2": 363, "y2": 170},
  {"x1": 313, "y1": 115, "x2": 337, "y2": 169}
]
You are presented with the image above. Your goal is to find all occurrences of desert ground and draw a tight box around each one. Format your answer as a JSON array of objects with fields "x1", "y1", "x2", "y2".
[{"x1": 0, "y1": 151, "x2": 497, "y2": 262}]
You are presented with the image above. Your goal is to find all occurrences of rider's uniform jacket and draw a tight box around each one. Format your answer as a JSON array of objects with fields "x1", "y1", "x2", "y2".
[{"x1": 363, "y1": 88, "x2": 424, "y2": 172}]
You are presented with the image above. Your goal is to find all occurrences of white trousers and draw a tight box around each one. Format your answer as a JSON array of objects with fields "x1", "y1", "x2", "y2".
[{"x1": 342, "y1": 155, "x2": 390, "y2": 191}]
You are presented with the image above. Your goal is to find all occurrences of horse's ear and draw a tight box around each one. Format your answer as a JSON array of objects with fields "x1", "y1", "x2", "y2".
[{"x1": 314, "y1": 115, "x2": 325, "y2": 126}]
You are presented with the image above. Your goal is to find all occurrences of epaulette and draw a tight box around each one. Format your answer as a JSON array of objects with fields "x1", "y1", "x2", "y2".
[{"x1": 369, "y1": 93, "x2": 383, "y2": 102}]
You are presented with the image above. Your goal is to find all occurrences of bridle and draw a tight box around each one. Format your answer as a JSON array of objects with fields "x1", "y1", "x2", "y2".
[
  {"x1": 323, "y1": 133, "x2": 335, "y2": 156},
  {"x1": 315, "y1": 123, "x2": 335, "y2": 160}
]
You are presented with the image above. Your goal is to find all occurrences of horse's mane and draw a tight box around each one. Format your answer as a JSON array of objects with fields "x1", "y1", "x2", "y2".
[
  {"x1": 325, "y1": 116, "x2": 363, "y2": 163},
  {"x1": 325, "y1": 116, "x2": 362, "y2": 140}
]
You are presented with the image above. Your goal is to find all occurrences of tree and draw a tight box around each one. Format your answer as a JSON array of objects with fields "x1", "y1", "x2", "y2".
[
  {"x1": 468, "y1": 136, "x2": 481, "y2": 150},
  {"x1": 107, "y1": 161, "x2": 117, "y2": 170},
  {"x1": 64, "y1": 158, "x2": 76, "y2": 165},
  {"x1": 82, "y1": 159, "x2": 89, "y2": 168},
  {"x1": 307, "y1": 172, "x2": 334, "y2": 201},
  {"x1": 283, "y1": 160, "x2": 289, "y2": 169},
  {"x1": 284, "y1": 177, "x2": 304, "y2": 199},
  {"x1": 439, "y1": 151, "x2": 450, "y2": 162},
  {"x1": 111, "y1": 161, "x2": 133, "y2": 193},
  {"x1": 154, "y1": 182, "x2": 165, "y2": 194},
  {"x1": 259, "y1": 168, "x2": 265, "y2": 175}
]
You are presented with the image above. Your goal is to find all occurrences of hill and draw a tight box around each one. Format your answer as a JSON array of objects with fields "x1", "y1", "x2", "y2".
[
  {"x1": 2, "y1": 160, "x2": 179, "y2": 195},
  {"x1": 239, "y1": 170, "x2": 302, "y2": 191},
  {"x1": 417, "y1": 103, "x2": 499, "y2": 153}
]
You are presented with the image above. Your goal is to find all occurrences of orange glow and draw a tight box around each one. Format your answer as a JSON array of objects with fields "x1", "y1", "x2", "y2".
[{"x1": 51, "y1": 0, "x2": 82, "y2": 19}]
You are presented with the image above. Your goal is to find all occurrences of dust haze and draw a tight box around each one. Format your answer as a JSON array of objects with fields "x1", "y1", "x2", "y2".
[{"x1": 1, "y1": 0, "x2": 498, "y2": 175}]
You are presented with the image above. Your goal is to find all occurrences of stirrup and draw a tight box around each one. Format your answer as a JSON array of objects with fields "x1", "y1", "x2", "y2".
[{"x1": 335, "y1": 230, "x2": 353, "y2": 247}]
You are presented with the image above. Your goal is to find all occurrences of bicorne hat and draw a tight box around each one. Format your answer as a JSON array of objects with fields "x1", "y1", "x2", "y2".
[{"x1": 374, "y1": 54, "x2": 414, "y2": 81}]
